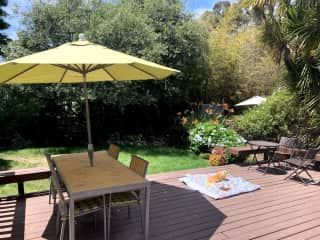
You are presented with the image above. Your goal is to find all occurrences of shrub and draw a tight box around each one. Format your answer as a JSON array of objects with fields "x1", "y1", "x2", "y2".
[
  {"x1": 234, "y1": 90, "x2": 320, "y2": 147},
  {"x1": 189, "y1": 122, "x2": 245, "y2": 153}
]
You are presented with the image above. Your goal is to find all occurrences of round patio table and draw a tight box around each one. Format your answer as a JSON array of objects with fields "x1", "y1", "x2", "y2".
[{"x1": 248, "y1": 140, "x2": 279, "y2": 172}]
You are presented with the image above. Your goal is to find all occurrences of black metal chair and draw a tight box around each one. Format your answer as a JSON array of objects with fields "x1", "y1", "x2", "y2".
[
  {"x1": 273, "y1": 137, "x2": 298, "y2": 164},
  {"x1": 284, "y1": 147, "x2": 319, "y2": 185}
]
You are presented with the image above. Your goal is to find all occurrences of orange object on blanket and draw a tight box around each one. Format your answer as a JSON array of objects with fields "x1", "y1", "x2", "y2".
[{"x1": 206, "y1": 170, "x2": 228, "y2": 187}]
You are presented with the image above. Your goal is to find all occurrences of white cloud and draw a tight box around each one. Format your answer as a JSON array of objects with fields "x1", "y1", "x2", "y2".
[{"x1": 193, "y1": 8, "x2": 211, "y2": 19}]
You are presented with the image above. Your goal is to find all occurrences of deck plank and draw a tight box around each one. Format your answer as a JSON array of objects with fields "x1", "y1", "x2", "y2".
[{"x1": 1, "y1": 164, "x2": 320, "y2": 240}]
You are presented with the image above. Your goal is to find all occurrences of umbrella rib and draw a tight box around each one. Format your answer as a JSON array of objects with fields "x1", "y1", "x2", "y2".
[
  {"x1": 52, "y1": 64, "x2": 82, "y2": 73},
  {"x1": 59, "y1": 68, "x2": 68, "y2": 83},
  {"x1": 73, "y1": 64, "x2": 82, "y2": 72},
  {"x1": 129, "y1": 63, "x2": 159, "y2": 79},
  {"x1": 102, "y1": 67, "x2": 116, "y2": 81},
  {"x1": 86, "y1": 64, "x2": 93, "y2": 72},
  {"x1": 87, "y1": 64, "x2": 113, "y2": 73},
  {"x1": 2, "y1": 64, "x2": 39, "y2": 84}
]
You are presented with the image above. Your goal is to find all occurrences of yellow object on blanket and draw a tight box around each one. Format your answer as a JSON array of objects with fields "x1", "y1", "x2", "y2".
[{"x1": 206, "y1": 170, "x2": 228, "y2": 187}]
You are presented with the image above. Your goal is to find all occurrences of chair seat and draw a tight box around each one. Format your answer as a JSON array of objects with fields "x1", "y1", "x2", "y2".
[
  {"x1": 111, "y1": 192, "x2": 138, "y2": 206},
  {"x1": 283, "y1": 158, "x2": 313, "y2": 167},
  {"x1": 274, "y1": 151, "x2": 291, "y2": 156},
  {"x1": 59, "y1": 197, "x2": 103, "y2": 218}
]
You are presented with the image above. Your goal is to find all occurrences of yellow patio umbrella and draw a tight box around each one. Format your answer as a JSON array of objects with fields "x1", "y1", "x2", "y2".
[{"x1": 0, "y1": 34, "x2": 180, "y2": 166}]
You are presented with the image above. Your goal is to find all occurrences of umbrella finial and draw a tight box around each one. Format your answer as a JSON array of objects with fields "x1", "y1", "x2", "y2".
[{"x1": 79, "y1": 33, "x2": 86, "y2": 41}]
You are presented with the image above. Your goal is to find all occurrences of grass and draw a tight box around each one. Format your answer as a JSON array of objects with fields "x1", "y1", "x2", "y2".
[{"x1": 0, "y1": 145, "x2": 210, "y2": 197}]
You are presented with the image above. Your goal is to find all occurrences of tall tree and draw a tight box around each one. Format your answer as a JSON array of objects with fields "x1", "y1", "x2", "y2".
[
  {"x1": 213, "y1": 1, "x2": 230, "y2": 17},
  {"x1": 243, "y1": 0, "x2": 320, "y2": 112},
  {"x1": 0, "y1": 0, "x2": 211, "y2": 146},
  {"x1": 0, "y1": 0, "x2": 9, "y2": 55},
  {"x1": 204, "y1": 2, "x2": 280, "y2": 104}
]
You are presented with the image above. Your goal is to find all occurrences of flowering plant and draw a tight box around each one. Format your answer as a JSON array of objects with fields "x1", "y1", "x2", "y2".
[
  {"x1": 208, "y1": 148, "x2": 226, "y2": 166},
  {"x1": 189, "y1": 122, "x2": 246, "y2": 153}
]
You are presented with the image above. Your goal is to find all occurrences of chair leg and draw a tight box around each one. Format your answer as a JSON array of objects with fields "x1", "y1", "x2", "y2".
[
  {"x1": 296, "y1": 168, "x2": 314, "y2": 185},
  {"x1": 305, "y1": 168, "x2": 314, "y2": 182},
  {"x1": 94, "y1": 213, "x2": 97, "y2": 230},
  {"x1": 60, "y1": 220, "x2": 66, "y2": 240},
  {"x1": 127, "y1": 206, "x2": 131, "y2": 219},
  {"x1": 296, "y1": 168, "x2": 308, "y2": 185},
  {"x1": 285, "y1": 167, "x2": 299, "y2": 180},
  {"x1": 55, "y1": 210, "x2": 60, "y2": 236},
  {"x1": 264, "y1": 159, "x2": 271, "y2": 174},
  {"x1": 138, "y1": 202, "x2": 144, "y2": 232},
  {"x1": 49, "y1": 180, "x2": 52, "y2": 204},
  {"x1": 53, "y1": 189, "x2": 57, "y2": 206}
]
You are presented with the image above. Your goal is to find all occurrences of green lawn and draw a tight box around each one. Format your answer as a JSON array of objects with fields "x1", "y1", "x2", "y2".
[{"x1": 0, "y1": 146, "x2": 210, "y2": 197}]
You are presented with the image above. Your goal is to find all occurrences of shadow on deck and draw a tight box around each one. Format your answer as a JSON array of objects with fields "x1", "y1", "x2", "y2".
[
  {"x1": 2, "y1": 164, "x2": 320, "y2": 240},
  {"x1": 0, "y1": 182, "x2": 225, "y2": 240}
]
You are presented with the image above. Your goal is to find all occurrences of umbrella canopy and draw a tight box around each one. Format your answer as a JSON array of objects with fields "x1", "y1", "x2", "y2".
[
  {"x1": 0, "y1": 34, "x2": 180, "y2": 166},
  {"x1": 0, "y1": 38, "x2": 179, "y2": 84},
  {"x1": 235, "y1": 96, "x2": 266, "y2": 107}
]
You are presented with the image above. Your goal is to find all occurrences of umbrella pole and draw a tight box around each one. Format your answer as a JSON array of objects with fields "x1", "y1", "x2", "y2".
[{"x1": 82, "y1": 67, "x2": 94, "y2": 167}]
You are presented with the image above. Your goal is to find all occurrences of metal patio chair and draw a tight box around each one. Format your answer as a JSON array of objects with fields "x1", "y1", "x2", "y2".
[
  {"x1": 45, "y1": 153, "x2": 65, "y2": 206},
  {"x1": 273, "y1": 137, "x2": 298, "y2": 164},
  {"x1": 106, "y1": 155, "x2": 149, "y2": 238},
  {"x1": 284, "y1": 147, "x2": 319, "y2": 185},
  {"x1": 47, "y1": 154, "x2": 107, "y2": 240}
]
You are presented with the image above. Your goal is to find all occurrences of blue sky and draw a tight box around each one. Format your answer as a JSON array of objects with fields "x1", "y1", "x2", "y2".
[{"x1": 2, "y1": 0, "x2": 237, "y2": 39}]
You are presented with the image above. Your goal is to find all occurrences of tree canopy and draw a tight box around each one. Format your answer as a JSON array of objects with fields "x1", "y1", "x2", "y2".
[
  {"x1": 0, "y1": 0, "x2": 211, "y2": 147},
  {"x1": 201, "y1": 1, "x2": 281, "y2": 104},
  {"x1": 0, "y1": 0, "x2": 9, "y2": 55},
  {"x1": 244, "y1": 0, "x2": 320, "y2": 112}
]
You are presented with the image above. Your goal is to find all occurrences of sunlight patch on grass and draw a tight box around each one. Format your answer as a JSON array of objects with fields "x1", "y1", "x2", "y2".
[{"x1": 0, "y1": 145, "x2": 210, "y2": 197}]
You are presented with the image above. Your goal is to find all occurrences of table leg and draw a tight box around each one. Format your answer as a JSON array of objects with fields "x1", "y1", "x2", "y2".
[
  {"x1": 144, "y1": 183, "x2": 150, "y2": 240},
  {"x1": 264, "y1": 156, "x2": 272, "y2": 174},
  {"x1": 69, "y1": 198, "x2": 75, "y2": 240},
  {"x1": 249, "y1": 146, "x2": 261, "y2": 168},
  {"x1": 108, "y1": 194, "x2": 111, "y2": 240},
  {"x1": 103, "y1": 195, "x2": 107, "y2": 240}
]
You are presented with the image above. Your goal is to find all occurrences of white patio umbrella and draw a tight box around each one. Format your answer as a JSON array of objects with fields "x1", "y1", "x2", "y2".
[{"x1": 235, "y1": 96, "x2": 266, "y2": 107}]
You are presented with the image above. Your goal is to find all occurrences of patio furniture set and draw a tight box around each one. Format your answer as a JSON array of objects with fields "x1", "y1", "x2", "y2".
[
  {"x1": 46, "y1": 144, "x2": 150, "y2": 240},
  {"x1": 247, "y1": 137, "x2": 319, "y2": 184}
]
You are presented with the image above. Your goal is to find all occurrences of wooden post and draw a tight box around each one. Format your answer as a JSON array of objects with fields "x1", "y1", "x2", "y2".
[{"x1": 17, "y1": 182, "x2": 24, "y2": 197}]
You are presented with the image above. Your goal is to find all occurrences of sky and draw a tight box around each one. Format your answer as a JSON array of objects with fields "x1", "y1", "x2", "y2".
[{"x1": 2, "y1": 0, "x2": 237, "y2": 40}]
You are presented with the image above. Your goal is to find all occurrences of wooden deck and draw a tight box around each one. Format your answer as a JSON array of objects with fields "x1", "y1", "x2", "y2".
[{"x1": 1, "y1": 164, "x2": 320, "y2": 240}]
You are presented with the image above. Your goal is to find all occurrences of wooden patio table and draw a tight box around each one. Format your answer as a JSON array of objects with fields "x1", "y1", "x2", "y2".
[
  {"x1": 248, "y1": 140, "x2": 279, "y2": 171},
  {"x1": 52, "y1": 151, "x2": 150, "y2": 240}
]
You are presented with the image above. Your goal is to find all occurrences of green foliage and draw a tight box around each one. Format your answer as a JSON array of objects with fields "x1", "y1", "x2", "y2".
[
  {"x1": 0, "y1": 0, "x2": 9, "y2": 55},
  {"x1": 202, "y1": 2, "x2": 281, "y2": 104},
  {"x1": 235, "y1": 89, "x2": 320, "y2": 147},
  {"x1": 0, "y1": 0, "x2": 211, "y2": 146},
  {"x1": 189, "y1": 122, "x2": 245, "y2": 153},
  {"x1": 4, "y1": 0, "x2": 210, "y2": 105},
  {"x1": 244, "y1": 0, "x2": 320, "y2": 113},
  {"x1": 235, "y1": 90, "x2": 293, "y2": 140}
]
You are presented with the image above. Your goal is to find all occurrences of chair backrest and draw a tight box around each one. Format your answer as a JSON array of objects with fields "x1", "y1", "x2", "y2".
[
  {"x1": 304, "y1": 148, "x2": 319, "y2": 160},
  {"x1": 108, "y1": 144, "x2": 120, "y2": 160},
  {"x1": 45, "y1": 154, "x2": 68, "y2": 215},
  {"x1": 279, "y1": 137, "x2": 297, "y2": 148},
  {"x1": 130, "y1": 155, "x2": 149, "y2": 178},
  {"x1": 45, "y1": 153, "x2": 56, "y2": 173}
]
